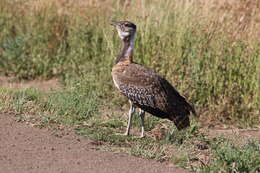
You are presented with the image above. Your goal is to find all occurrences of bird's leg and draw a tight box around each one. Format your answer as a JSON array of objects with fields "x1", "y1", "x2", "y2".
[
  {"x1": 116, "y1": 101, "x2": 135, "y2": 136},
  {"x1": 124, "y1": 101, "x2": 135, "y2": 135},
  {"x1": 139, "y1": 109, "x2": 145, "y2": 138},
  {"x1": 115, "y1": 100, "x2": 135, "y2": 136}
]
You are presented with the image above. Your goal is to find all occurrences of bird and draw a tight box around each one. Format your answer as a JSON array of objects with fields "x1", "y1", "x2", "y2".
[{"x1": 110, "y1": 20, "x2": 197, "y2": 138}]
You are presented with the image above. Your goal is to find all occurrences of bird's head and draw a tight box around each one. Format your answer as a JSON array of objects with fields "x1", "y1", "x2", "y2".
[{"x1": 110, "y1": 21, "x2": 136, "y2": 41}]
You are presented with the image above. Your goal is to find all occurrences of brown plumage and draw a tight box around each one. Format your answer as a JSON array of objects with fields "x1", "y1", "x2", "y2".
[{"x1": 111, "y1": 21, "x2": 196, "y2": 137}]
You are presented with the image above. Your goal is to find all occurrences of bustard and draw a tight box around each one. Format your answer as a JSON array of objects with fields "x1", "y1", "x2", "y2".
[{"x1": 111, "y1": 21, "x2": 196, "y2": 138}]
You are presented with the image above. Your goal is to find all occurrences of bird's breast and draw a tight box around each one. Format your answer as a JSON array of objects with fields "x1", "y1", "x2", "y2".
[
  {"x1": 112, "y1": 75, "x2": 120, "y2": 90},
  {"x1": 111, "y1": 64, "x2": 125, "y2": 90}
]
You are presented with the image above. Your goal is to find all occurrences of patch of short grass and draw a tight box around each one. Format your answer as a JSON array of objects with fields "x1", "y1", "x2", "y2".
[
  {"x1": 0, "y1": 77, "x2": 101, "y2": 126},
  {"x1": 199, "y1": 140, "x2": 260, "y2": 173}
]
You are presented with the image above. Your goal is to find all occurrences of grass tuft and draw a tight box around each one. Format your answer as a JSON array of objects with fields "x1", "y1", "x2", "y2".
[{"x1": 199, "y1": 140, "x2": 260, "y2": 173}]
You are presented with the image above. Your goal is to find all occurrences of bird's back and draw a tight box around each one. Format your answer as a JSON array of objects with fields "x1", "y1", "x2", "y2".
[{"x1": 112, "y1": 62, "x2": 196, "y2": 130}]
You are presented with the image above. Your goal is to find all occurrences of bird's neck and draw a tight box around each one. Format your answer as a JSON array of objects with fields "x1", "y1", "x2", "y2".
[{"x1": 115, "y1": 35, "x2": 135, "y2": 64}]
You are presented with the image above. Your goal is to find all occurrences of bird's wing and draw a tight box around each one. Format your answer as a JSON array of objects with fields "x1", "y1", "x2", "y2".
[
  {"x1": 113, "y1": 63, "x2": 191, "y2": 113},
  {"x1": 112, "y1": 63, "x2": 196, "y2": 129}
]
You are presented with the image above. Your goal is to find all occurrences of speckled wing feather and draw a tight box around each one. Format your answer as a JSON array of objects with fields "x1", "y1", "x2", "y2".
[{"x1": 112, "y1": 63, "x2": 196, "y2": 129}]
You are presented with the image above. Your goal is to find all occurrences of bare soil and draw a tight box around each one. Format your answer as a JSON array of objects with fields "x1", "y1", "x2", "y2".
[
  {"x1": 0, "y1": 113, "x2": 189, "y2": 173},
  {"x1": 0, "y1": 76, "x2": 61, "y2": 92}
]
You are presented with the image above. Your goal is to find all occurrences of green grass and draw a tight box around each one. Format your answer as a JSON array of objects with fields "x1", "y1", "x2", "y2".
[
  {"x1": 199, "y1": 139, "x2": 260, "y2": 173},
  {"x1": 0, "y1": 78, "x2": 100, "y2": 126},
  {"x1": 0, "y1": 0, "x2": 260, "y2": 172}
]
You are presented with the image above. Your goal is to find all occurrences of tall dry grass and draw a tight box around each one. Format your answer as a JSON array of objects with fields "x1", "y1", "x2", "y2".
[{"x1": 0, "y1": 0, "x2": 259, "y2": 126}]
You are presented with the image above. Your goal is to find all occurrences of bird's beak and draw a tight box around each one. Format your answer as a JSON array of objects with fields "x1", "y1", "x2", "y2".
[{"x1": 110, "y1": 21, "x2": 118, "y2": 27}]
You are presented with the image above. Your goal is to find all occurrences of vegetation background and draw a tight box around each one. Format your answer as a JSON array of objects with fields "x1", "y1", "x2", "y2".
[{"x1": 0, "y1": 0, "x2": 259, "y2": 172}]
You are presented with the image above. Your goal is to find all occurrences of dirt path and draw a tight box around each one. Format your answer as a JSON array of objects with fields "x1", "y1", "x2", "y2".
[
  {"x1": 0, "y1": 76, "x2": 61, "y2": 92},
  {"x1": 0, "y1": 113, "x2": 188, "y2": 173}
]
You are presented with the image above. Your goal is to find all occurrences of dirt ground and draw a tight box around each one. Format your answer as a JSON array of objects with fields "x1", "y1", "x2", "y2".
[
  {"x1": 0, "y1": 113, "x2": 189, "y2": 173},
  {"x1": 0, "y1": 76, "x2": 61, "y2": 92}
]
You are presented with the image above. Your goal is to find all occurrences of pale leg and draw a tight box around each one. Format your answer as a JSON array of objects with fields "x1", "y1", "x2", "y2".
[
  {"x1": 124, "y1": 100, "x2": 135, "y2": 135},
  {"x1": 139, "y1": 109, "x2": 145, "y2": 138}
]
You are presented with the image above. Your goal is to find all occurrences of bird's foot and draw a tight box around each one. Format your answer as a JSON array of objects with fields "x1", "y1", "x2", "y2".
[
  {"x1": 115, "y1": 132, "x2": 145, "y2": 138},
  {"x1": 130, "y1": 135, "x2": 145, "y2": 139},
  {"x1": 139, "y1": 134, "x2": 145, "y2": 138},
  {"x1": 115, "y1": 132, "x2": 129, "y2": 136}
]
